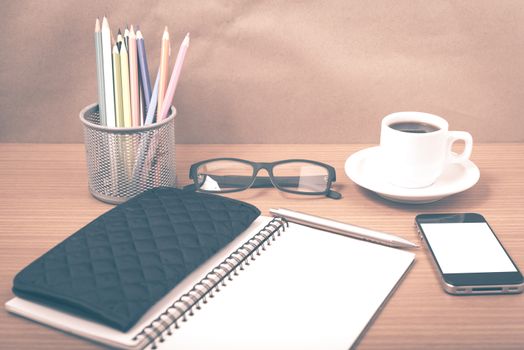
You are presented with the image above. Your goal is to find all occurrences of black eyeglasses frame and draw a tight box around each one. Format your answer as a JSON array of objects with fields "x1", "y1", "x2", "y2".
[{"x1": 187, "y1": 158, "x2": 341, "y2": 199}]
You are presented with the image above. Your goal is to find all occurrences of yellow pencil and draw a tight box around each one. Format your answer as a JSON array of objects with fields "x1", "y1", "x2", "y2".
[
  {"x1": 158, "y1": 27, "x2": 170, "y2": 121},
  {"x1": 112, "y1": 44, "x2": 124, "y2": 127},
  {"x1": 119, "y1": 36, "x2": 132, "y2": 128}
]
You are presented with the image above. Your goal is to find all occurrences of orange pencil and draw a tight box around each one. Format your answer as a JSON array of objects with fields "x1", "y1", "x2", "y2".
[{"x1": 157, "y1": 27, "x2": 170, "y2": 121}]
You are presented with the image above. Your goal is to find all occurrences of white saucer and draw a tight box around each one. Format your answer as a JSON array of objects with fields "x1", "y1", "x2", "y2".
[{"x1": 345, "y1": 146, "x2": 480, "y2": 204}]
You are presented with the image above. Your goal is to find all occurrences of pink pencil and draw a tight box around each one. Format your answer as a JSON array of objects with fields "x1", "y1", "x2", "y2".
[
  {"x1": 158, "y1": 33, "x2": 190, "y2": 121},
  {"x1": 128, "y1": 26, "x2": 140, "y2": 127}
]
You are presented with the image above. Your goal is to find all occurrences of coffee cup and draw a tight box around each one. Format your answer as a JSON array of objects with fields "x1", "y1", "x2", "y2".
[{"x1": 379, "y1": 112, "x2": 473, "y2": 188}]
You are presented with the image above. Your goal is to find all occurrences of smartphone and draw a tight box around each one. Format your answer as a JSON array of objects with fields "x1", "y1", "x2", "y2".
[{"x1": 415, "y1": 213, "x2": 524, "y2": 295}]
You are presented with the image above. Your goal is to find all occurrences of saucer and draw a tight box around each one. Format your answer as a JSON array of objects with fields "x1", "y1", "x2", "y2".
[{"x1": 345, "y1": 146, "x2": 480, "y2": 204}]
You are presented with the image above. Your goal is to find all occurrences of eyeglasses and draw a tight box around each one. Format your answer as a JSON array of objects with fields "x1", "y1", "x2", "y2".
[{"x1": 186, "y1": 158, "x2": 342, "y2": 199}]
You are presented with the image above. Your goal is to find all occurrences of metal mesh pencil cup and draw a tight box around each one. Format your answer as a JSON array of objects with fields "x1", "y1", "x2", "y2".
[{"x1": 79, "y1": 103, "x2": 176, "y2": 204}]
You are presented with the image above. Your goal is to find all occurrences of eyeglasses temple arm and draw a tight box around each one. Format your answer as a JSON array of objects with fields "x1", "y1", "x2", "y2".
[
  {"x1": 209, "y1": 175, "x2": 300, "y2": 188},
  {"x1": 187, "y1": 174, "x2": 341, "y2": 199},
  {"x1": 195, "y1": 175, "x2": 337, "y2": 191}
]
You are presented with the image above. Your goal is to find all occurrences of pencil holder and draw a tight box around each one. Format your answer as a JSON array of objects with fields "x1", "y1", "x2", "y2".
[{"x1": 79, "y1": 103, "x2": 176, "y2": 204}]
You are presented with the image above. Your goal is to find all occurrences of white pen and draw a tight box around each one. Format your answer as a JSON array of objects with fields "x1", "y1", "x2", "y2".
[{"x1": 269, "y1": 208, "x2": 419, "y2": 249}]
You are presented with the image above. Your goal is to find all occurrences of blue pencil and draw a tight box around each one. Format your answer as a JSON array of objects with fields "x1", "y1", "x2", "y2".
[
  {"x1": 132, "y1": 70, "x2": 161, "y2": 183},
  {"x1": 136, "y1": 29, "x2": 152, "y2": 114},
  {"x1": 144, "y1": 70, "x2": 160, "y2": 125}
]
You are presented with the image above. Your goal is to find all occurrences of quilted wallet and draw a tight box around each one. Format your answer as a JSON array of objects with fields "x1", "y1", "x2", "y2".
[{"x1": 12, "y1": 187, "x2": 260, "y2": 331}]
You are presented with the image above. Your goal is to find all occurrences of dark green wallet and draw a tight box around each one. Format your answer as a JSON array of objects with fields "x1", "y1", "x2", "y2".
[{"x1": 13, "y1": 187, "x2": 260, "y2": 331}]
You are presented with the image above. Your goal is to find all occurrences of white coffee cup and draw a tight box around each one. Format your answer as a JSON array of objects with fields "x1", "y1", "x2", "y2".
[{"x1": 379, "y1": 112, "x2": 473, "y2": 188}]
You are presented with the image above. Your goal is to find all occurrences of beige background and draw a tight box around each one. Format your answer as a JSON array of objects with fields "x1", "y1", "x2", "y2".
[{"x1": 1, "y1": 0, "x2": 523, "y2": 143}]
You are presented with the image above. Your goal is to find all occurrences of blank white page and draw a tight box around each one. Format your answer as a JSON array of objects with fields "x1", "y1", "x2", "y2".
[{"x1": 159, "y1": 221, "x2": 415, "y2": 350}]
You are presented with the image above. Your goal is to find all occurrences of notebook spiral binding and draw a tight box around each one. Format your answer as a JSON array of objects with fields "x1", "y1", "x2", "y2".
[{"x1": 134, "y1": 217, "x2": 289, "y2": 349}]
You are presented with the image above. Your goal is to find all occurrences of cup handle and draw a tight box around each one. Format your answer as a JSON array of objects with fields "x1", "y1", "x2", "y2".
[{"x1": 447, "y1": 131, "x2": 473, "y2": 163}]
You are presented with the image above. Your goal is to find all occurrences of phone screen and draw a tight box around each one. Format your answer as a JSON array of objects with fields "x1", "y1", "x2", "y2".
[{"x1": 421, "y1": 222, "x2": 517, "y2": 274}]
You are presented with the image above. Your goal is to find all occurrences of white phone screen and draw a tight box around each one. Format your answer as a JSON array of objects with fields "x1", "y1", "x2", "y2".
[{"x1": 421, "y1": 222, "x2": 517, "y2": 274}]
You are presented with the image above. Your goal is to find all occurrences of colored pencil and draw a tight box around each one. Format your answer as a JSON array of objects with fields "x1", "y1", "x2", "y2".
[
  {"x1": 124, "y1": 27, "x2": 129, "y2": 48},
  {"x1": 158, "y1": 27, "x2": 170, "y2": 120},
  {"x1": 145, "y1": 70, "x2": 160, "y2": 125},
  {"x1": 139, "y1": 79, "x2": 144, "y2": 125},
  {"x1": 132, "y1": 70, "x2": 160, "y2": 184},
  {"x1": 112, "y1": 43, "x2": 124, "y2": 127},
  {"x1": 119, "y1": 35, "x2": 132, "y2": 128},
  {"x1": 94, "y1": 18, "x2": 106, "y2": 126},
  {"x1": 159, "y1": 33, "x2": 190, "y2": 121},
  {"x1": 101, "y1": 17, "x2": 116, "y2": 127},
  {"x1": 136, "y1": 29, "x2": 152, "y2": 114},
  {"x1": 128, "y1": 26, "x2": 140, "y2": 127}
]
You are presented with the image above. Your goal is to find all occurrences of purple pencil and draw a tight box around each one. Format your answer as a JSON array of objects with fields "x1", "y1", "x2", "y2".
[{"x1": 136, "y1": 28, "x2": 152, "y2": 112}]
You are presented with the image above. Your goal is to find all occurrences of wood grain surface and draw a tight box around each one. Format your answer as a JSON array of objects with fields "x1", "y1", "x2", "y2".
[{"x1": 0, "y1": 143, "x2": 523, "y2": 349}]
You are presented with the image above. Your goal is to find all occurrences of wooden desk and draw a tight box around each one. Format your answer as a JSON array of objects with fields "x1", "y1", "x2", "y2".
[{"x1": 1, "y1": 144, "x2": 523, "y2": 349}]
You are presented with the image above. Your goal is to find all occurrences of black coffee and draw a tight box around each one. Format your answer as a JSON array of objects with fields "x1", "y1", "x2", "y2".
[{"x1": 389, "y1": 121, "x2": 440, "y2": 134}]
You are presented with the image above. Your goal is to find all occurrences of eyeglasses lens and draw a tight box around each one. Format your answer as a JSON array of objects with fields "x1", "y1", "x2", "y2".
[
  {"x1": 196, "y1": 160, "x2": 254, "y2": 192},
  {"x1": 272, "y1": 162, "x2": 329, "y2": 193}
]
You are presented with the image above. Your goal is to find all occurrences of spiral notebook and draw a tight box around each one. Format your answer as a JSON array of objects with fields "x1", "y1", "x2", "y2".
[{"x1": 6, "y1": 216, "x2": 414, "y2": 349}]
